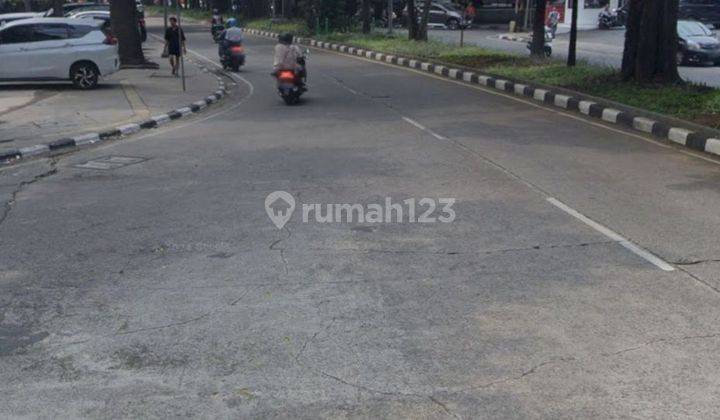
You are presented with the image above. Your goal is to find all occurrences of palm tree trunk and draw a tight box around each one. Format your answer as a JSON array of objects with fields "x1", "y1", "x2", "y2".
[
  {"x1": 530, "y1": 0, "x2": 547, "y2": 57},
  {"x1": 51, "y1": 0, "x2": 63, "y2": 16},
  {"x1": 361, "y1": 0, "x2": 371, "y2": 33},
  {"x1": 621, "y1": 0, "x2": 680, "y2": 83},
  {"x1": 416, "y1": 0, "x2": 431, "y2": 41},
  {"x1": 110, "y1": 0, "x2": 147, "y2": 66},
  {"x1": 407, "y1": 0, "x2": 418, "y2": 39}
]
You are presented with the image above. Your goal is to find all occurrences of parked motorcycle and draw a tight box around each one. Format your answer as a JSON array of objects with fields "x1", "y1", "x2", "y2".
[
  {"x1": 275, "y1": 50, "x2": 308, "y2": 105},
  {"x1": 220, "y1": 41, "x2": 245, "y2": 72},
  {"x1": 598, "y1": 6, "x2": 627, "y2": 29},
  {"x1": 526, "y1": 27, "x2": 553, "y2": 57}
]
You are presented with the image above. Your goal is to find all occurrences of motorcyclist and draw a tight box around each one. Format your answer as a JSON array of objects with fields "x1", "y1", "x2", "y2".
[
  {"x1": 546, "y1": 10, "x2": 560, "y2": 38},
  {"x1": 273, "y1": 33, "x2": 304, "y2": 77},
  {"x1": 219, "y1": 17, "x2": 244, "y2": 59},
  {"x1": 598, "y1": 4, "x2": 614, "y2": 28},
  {"x1": 211, "y1": 9, "x2": 223, "y2": 25}
]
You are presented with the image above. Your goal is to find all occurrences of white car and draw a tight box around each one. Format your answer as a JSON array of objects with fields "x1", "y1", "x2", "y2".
[
  {"x1": 0, "y1": 12, "x2": 49, "y2": 27},
  {"x1": 0, "y1": 17, "x2": 119, "y2": 89},
  {"x1": 67, "y1": 10, "x2": 112, "y2": 32}
]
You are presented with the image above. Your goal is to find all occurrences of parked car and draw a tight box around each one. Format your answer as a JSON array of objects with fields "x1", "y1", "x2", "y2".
[
  {"x1": 62, "y1": 2, "x2": 104, "y2": 15},
  {"x1": 677, "y1": 19, "x2": 720, "y2": 65},
  {"x1": 404, "y1": 1, "x2": 468, "y2": 30},
  {"x1": 0, "y1": 18, "x2": 119, "y2": 89},
  {"x1": 68, "y1": 10, "x2": 112, "y2": 33},
  {"x1": 66, "y1": 5, "x2": 146, "y2": 41},
  {"x1": 679, "y1": 0, "x2": 720, "y2": 29},
  {"x1": 0, "y1": 12, "x2": 48, "y2": 27},
  {"x1": 472, "y1": 0, "x2": 516, "y2": 24}
]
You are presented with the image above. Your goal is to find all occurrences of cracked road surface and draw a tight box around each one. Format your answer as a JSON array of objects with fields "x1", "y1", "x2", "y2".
[{"x1": 3, "y1": 23, "x2": 720, "y2": 418}]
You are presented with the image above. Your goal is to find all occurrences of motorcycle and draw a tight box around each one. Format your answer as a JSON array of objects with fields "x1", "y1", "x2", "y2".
[
  {"x1": 598, "y1": 6, "x2": 627, "y2": 29},
  {"x1": 526, "y1": 27, "x2": 553, "y2": 57},
  {"x1": 211, "y1": 23, "x2": 225, "y2": 43},
  {"x1": 275, "y1": 50, "x2": 308, "y2": 105},
  {"x1": 220, "y1": 41, "x2": 245, "y2": 72}
]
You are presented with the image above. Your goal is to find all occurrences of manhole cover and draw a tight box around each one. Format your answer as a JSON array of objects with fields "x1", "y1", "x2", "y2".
[{"x1": 74, "y1": 156, "x2": 147, "y2": 170}]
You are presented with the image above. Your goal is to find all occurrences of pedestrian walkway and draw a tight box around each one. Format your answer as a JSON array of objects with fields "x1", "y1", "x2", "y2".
[{"x1": 0, "y1": 40, "x2": 220, "y2": 155}]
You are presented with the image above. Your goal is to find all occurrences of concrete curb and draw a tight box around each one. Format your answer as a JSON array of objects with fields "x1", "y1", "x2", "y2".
[
  {"x1": 0, "y1": 60, "x2": 229, "y2": 166},
  {"x1": 244, "y1": 28, "x2": 720, "y2": 160}
]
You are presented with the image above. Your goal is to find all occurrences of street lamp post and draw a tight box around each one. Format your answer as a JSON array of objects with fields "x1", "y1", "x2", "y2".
[
  {"x1": 568, "y1": 0, "x2": 578, "y2": 66},
  {"x1": 163, "y1": 0, "x2": 168, "y2": 32}
]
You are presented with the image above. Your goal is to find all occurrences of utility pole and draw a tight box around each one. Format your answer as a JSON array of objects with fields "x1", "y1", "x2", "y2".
[
  {"x1": 163, "y1": 0, "x2": 168, "y2": 32},
  {"x1": 568, "y1": 0, "x2": 578, "y2": 66},
  {"x1": 460, "y1": 0, "x2": 466, "y2": 47}
]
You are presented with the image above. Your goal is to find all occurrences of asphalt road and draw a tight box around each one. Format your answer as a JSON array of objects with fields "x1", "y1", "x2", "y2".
[
  {"x1": 429, "y1": 27, "x2": 720, "y2": 87},
  {"x1": 3, "y1": 22, "x2": 720, "y2": 418}
]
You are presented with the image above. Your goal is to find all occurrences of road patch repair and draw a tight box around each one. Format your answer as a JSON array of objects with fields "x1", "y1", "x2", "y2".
[
  {"x1": 0, "y1": 58, "x2": 229, "y2": 166},
  {"x1": 244, "y1": 28, "x2": 720, "y2": 161}
]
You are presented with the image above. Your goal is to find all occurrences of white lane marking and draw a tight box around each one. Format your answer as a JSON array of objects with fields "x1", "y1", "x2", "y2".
[
  {"x1": 430, "y1": 132, "x2": 448, "y2": 141},
  {"x1": 401, "y1": 113, "x2": 674, "y2": 272},
  {"x1": 402, "y1": 116, "x2": 426, "y2": 130},
  {"x1": 338, "y1": 52, "x2": 720, "y2": 166},
  {"x1": 547, "y1": 197, "x2": 675, "y2": 271},
  {"x1": 333, "y1": 82, "x2": 358, "y2": 95},
  {"x1": 402, "y1": 117, "x2": 448, "y2": 141},
  {"x1": 160, "y1": 35, "x2": 671, "y2": 273}
]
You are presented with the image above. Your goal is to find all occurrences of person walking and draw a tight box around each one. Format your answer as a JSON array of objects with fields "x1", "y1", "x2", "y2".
[
  {"x1": 164, "y1": 16, "x2": 186, "y2": 76},
  {"x1": 464, "y1": 2, "x2": 476, "y2": 26}
]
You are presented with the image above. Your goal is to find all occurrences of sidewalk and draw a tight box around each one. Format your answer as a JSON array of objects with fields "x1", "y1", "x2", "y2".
[{"x1": 0, "y1": 39, "x2": 221, "y2": 157}]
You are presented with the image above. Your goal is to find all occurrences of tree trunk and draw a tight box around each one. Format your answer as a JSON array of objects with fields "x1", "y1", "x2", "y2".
[
  {"x1": 407, "y1": 0, "x2": 418, "y2": 39},
  {"x1": 621, "y1": 0, "x2": 680, "y2": 83},
  {"x1": 415, "y1": 0, "x2": 431, "y2": 41},
  {"x1": 111, "y1": 0, "x2": 146, "y2": 66},
  {"x1": 211, "y1": 0, "x2": 228, "y2": 13},
  {"x1": 23, "y1": 0, "x2": 31, "y2": 12},
  {"x1": 361, "y1": 0, "x2": 371, "y2": 33},
  {"x1": 530, "y1": 0, "x2": 547, "y2": 57},
  {"x1": 304, "y1": 0, "x2": 319, "y2": 34},
  {"x1": 51, "y1": 0, "x2": 63, "y2": 16}
]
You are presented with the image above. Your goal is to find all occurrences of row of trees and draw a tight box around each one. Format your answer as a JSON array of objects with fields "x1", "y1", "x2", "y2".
[
  {"x1": 104, "y1": 0, "x2": 680, "y2": 84},
  {"x1": 528, "y1": 0, "x2": 679, "y2": 84}
]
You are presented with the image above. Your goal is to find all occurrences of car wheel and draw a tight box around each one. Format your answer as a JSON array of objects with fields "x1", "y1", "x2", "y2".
[
  {"x1": 71, "y1": 62, "x2": 99, "y2": 90},
  {"x1": 676, "y1": 50, "x2": 685, "y2": 66},
  {"x1": 446, "y1": 18, "x2": 460, "y2": 30}
]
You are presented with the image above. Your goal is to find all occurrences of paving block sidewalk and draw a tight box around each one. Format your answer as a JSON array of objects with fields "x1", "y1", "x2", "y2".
[{"x1": 0, "y1": 40, "x2": 221, "y2": 156}]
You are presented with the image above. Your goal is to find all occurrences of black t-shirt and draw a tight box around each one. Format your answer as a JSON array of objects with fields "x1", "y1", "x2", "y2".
[{"x1": 164, "y1": 26, "x2": 186, "y2": 51}]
